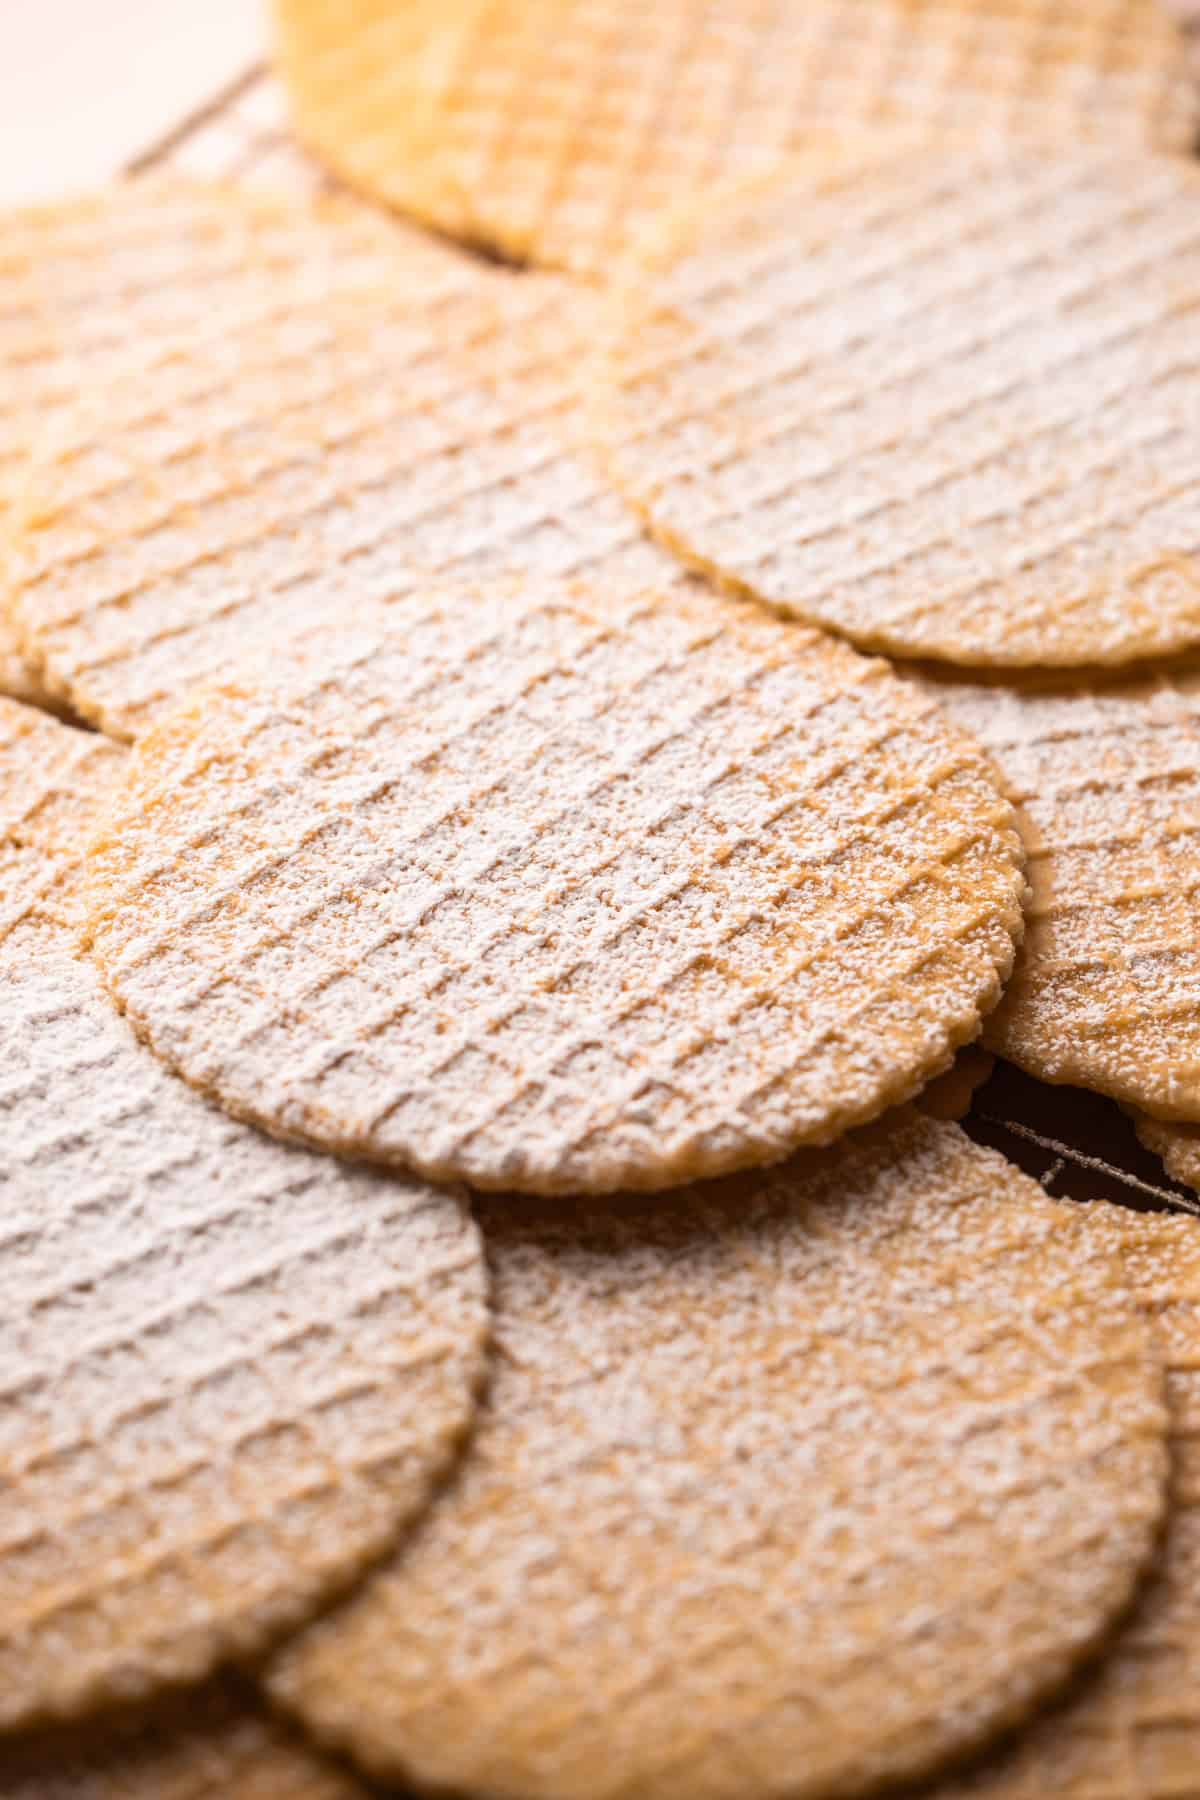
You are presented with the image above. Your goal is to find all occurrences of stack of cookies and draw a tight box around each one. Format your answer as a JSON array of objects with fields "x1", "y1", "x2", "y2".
[{"x1": 3, "y1": 3, "x2": 1200, "y2": 1795}]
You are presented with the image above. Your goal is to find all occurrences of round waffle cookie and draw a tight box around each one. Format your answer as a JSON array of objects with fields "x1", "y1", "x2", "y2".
[
  {"x1": 0, "y1": 177, "x2": 463, "y2": 485},
  {"x1": 267, "y1": 1111, "x2": 1167, "y2": 1800},
  {"x1": 923, "y1": 667, "x2": 1200, "y2": 1122},
  {"x1": 1134, "y1": 1115, "x2": 1200, "y2": 1195},
  {"x1": 593, "y1": 136, "x2": 1200, "y2": 669},
  {"x1": 0, "y1": 176, "x2": 512, "y2": 736},
  {"x1": 3, "y1": 1679, "x2": 367, "y2": 1799},
  {"x1": 84, "y1": 581, "x2": 1025, "y2": 1194},
  {"x1": 926, "y1": 1203, "x2": 1200, "y2": 1800},
  {"x1": 0, "y1": 929, "x2": 488, "y2": 1730},
  {"x1": 0, "y1": 928, "x2": 488, "y2": 1729},
  {"x1": 271, "y1": 0, "x2": 1198, "y2": 277},
  {"x1": 4, "y1": 203, "x2": 688, "y2": 741}
]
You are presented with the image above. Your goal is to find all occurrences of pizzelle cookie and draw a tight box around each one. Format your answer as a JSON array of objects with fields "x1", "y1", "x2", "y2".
[
  {"x1": 925, "y1": 1204, "x2": 1200, "y2": 1800},
  {"x1": 271, "y1": 0, "x2": 1197, "y2": 277},
  {"x1": 3, "y1": 1678, "x2": 368, "y2": 1799},
  {"x1": 0, "y1": 177, "x2": 508, "y2": 735},
  {"x1": 84, "y1": 581, "x2": 1025, "y2": 1194},
  {"x1": 0, "y1": 926, "x2": 489, "y2": 1731},
  {"x1": 593, "y1": 136, "x2": 1200, "y2": 669},
  {"x1": 3, "y1": 201, "x2": 688, "y2": 740},
  {"x1": 922, "y1": 666, "x2": 1200, "y2": 1122},
  {"x1": 267, "y1": 1111, "x2": 1167, "y2": 1800},
  {"x1": 0, "y1": 933, "x2": 488, "y2": 1729},
  {"x1": 0, "y1": 178, "x2": 460, "y2": 476}
]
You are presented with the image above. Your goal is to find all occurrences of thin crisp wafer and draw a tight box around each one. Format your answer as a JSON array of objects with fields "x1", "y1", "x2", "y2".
[
  {"x1": 593, "y1": 135, "x2": 1200, "y2": 669},
  {"x1": 1134, "y1": 1114, "x2": 1200, "y2": 1194},
  {"x1": 0, "y1": 928, "x2": 488, "y2": 1730},
  {"x1": 0, "y1": 704, "x2": 488, "y2": 1730},
  {"x1": 3, "y1": 1678, "x2": 368, "y2": 1798},
  {"x1": 0, "y1": 177, "x2": 501, "y2": 733},
  {"x1": 0, "y1": 177, "x2": 459, "y2": 477},
  {"x1": 268, "y1": 1111, "x2": 1166, "y2": 1800},
  {"x1": 84, "y1": 581, "x2": 1025, "y2": 1194},
  {"x1": 272, "y1": 0, "x2": 1198, "y2": 277},
  {"x1": 920, "y1": 666, "x2": 1200, "y2": 1121},
  {"x1": 918, "y1": 1045, "x2": 995, "y2": 1122},
  {"x1": 3, "y1": 195, "x2": 688, "y2": 741},
  {"x1": 924, "y1": 1203, "x2": 1200, "y2": 1800}
]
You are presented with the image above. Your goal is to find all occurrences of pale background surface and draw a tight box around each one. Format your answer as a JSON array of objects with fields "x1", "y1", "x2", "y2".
[{"x1": 0, "y1": 0, "x2": 265, "y2": 203}]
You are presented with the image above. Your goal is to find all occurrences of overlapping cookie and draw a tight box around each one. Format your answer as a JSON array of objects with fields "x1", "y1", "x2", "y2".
[
  {"x1": 0, "y1": 693, "x2": 125, "y2": 938},
  {"x1": 925, "y1": 1204, "x2": 1200, "y2": 1799},
  {"x1": 918, "y1": 1045, "x2": 995, "y2": 1123},
  {"x1": 2, "y1": 184, "x2": 692, "y2": 742},
  {"x1": 923, "y1": 667, "x2": 1200, "y2": 1123},
  {"x1": 1135, "y1": 1115, "x2": 1200, "y2": 1196},
  {"x1": 0, "y1": 177, "x2": 506, "y2": 734},
  {"x1": 268, "y1": 1111, "x2": 1166, "y2": 1800},
  {"x1": 83, "y1": 581, "x2": 1025, "y2": 1193},
  {"x1": 272, "y1": 0, "x2": 1198, "y2": 275},
  {"x1": 593, "y1": 135, "x2": 1200, "y2": 668}
]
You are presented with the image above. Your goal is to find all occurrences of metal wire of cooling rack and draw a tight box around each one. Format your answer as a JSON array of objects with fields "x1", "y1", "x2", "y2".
[
  {"x1": 128, "y1": 64, "x2": 326, "y2": 194},
  {"x1": 130, "y1": 65, "x2": 1200, "y2": 1225}
]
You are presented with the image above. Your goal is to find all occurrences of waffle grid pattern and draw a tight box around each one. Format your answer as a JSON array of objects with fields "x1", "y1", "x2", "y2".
[
  {"x1": 124, "y1": 46, "x2": 1200, "y2": 1217},
  {"x1": 3, "y1": 176, "x2": 515, "y2": 736},
  {"x1": 595, "y1": 139, "x2": 1200, "y2": 667},
  {"x1": 85, "y1": 585, "x2": 1024, "y2": 1192},
  {"x1": 927, "y1": 671, "x2": 1200, "y2": 1120},
  {"x1": 4, "y1": 172, "x2": 703, "y2": 739},
  {"x1": 929, "y1": 1204, "x2": 1200, "y2": 1800},
  {"x1": 269, "y1": 1114, "x2": 1166, "y2": 1800},
  {"x1": 271, "y1": 0, "x2": 1200, "y2": 275},
  {"x1": 0, "y1": 699, "x2": 487, "y2": 1729},
  {"x1": 0, "y1": 933, "x2": 487, "y2": 1729},
  {"x1": 0, "y1": 32, "x2": 1184, "y2": 1795}
]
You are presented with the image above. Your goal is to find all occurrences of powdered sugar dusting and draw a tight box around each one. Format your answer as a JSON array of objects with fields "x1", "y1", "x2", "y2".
[
  {"x1": 931, "y1": 1202, "x2": 1200, "y2": 1799},
  {"x1": 594, "y1": 137, "x2": 1200, "y2": 667},
  {"x1": 85, "y1": 580, "x2": 1024, "y2": 1192},
  {"x1": 0, "y1": 700, "x2": 487, "y2": 1728},
  {"x1": 925, "y1": 666, "x2": 1200, "y2": 1120},
  {"x1": 269, "y1": 1112, "x2": 1166, "y2": 1800},
  {"x1": 1, "y1": 177, "x2": 693, "y2": 749}
]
